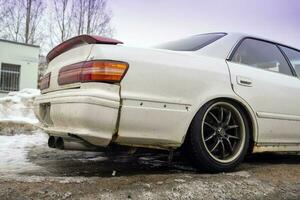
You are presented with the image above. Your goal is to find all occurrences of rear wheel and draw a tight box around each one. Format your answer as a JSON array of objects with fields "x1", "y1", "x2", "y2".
[{"x1": 184, "y1": 100, "x2": 250, "y2": 172}]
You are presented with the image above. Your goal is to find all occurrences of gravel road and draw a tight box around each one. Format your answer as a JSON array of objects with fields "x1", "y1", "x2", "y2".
[{"x1": 0, "y1": 125, "x2": 299, "y2": 200}]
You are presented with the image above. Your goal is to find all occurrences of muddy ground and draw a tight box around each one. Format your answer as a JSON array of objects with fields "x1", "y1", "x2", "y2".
[{"x1": 0, "y1": 126, "x2": 299, "y2": 200}]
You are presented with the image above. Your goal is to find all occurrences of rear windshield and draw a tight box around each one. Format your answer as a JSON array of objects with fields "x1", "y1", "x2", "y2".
[{"x1": 156, "y1": 33, "x2": 226, "y2": 51}]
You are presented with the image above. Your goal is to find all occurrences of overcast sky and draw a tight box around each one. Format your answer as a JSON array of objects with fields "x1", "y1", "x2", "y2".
[{"x1": 108, "y1": 0, "x2": 300, "y2": 48}]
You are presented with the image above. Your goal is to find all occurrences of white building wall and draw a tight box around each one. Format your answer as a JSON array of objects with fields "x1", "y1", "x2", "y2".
[{"x1": 0, "y1": 40, "x2": 40, "y2": 97}]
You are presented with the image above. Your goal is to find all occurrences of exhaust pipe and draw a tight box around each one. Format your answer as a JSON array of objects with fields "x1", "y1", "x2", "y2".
[
  {"x1": 55, "y1": 137, "x2": 100, "y2": 151},
  {"x1": 48, "y1": 136, "x2": 57, "y2": 148}
]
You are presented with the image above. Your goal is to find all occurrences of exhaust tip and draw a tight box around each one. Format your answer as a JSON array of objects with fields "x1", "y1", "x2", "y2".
[
  {"x1": 48, "y1": 136, "x2": 56, "y2": 148},
  {"x1": 56, "y1": 137, "x2": 64, "y2": 150}
]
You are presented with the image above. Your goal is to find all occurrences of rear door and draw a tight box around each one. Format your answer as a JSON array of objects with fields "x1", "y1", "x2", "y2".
[{"x1": 226, "y1": 38, "x2": 300, "y2": 144}]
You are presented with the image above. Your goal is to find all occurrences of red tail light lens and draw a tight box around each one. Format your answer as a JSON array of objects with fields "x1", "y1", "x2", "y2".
[
  {"x1": 39, "y1": 73, "x2": 51, "y2": 90},
  {"x1": 58, "y1": 60, "x2": 128, "y2": 85},
  {"x1": 58, "y1": 62, "x2": 84, "y2": 85}
]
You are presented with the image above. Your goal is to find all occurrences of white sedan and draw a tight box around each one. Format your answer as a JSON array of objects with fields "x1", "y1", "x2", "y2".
[{"x1": 34, "y1": 32, "x2": 300, "y2": 172}]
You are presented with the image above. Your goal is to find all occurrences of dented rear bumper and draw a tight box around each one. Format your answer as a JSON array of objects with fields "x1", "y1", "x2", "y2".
[{"x1": 33, "y1": 84, "x2": 120, "y2": 146}]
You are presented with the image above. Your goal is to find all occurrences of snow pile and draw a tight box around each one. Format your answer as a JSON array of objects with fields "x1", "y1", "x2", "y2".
[
  {"x1": 0, "y1": 89, "x2": 40, "y2": 124},
  {"x1": 0, "y1": 89, "x2": 48, "y2": 175},
  {"x1": 0, "y1": 131, "x2": 47, "y2": 174}
]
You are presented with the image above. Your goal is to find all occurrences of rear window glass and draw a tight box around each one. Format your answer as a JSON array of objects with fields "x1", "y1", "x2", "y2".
[{"x1": 156, "y1": 33, "x2": 226, "y2": 51}]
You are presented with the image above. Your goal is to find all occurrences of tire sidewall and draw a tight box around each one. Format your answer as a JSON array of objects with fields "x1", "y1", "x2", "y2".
[{"x1": 188, "y1": 99, "x2": 250, "y2": 172}]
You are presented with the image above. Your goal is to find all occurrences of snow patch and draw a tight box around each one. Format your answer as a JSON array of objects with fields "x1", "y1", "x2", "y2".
[
  {"x1": 0, "y1": 89, "x2": 48, "y2": 175},
  {"x1": 0, "y1": 131, "x2": 47, "y2": 174},
  {"x1": 0, "y1": 89, "x2": 40, "y2": 124}
]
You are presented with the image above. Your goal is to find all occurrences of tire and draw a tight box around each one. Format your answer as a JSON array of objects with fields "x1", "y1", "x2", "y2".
[{"x1": 184, "y1": 99, "x2": 250, "y2": 172}]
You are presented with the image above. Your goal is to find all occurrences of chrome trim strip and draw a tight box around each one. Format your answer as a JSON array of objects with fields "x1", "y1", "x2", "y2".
[{"x1": 257, "y1": 112, "x2": 300, "y2": 121}]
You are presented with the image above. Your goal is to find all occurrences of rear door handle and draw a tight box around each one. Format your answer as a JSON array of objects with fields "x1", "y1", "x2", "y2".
[{"x1": 237, "y1": 76, "x2": 253, "y2": 87}]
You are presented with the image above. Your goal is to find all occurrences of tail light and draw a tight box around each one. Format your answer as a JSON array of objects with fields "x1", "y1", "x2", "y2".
[
  {"x1": 58, "y1": 60, "x2": 128, "y2": 85},
  {"x1": 39, "y1": 73, "x2": 51, "y2": 90}
]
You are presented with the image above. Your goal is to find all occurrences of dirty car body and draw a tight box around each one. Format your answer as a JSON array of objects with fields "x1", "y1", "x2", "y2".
[{"x1": 34, "y1": 33, "x2": 300, "y2": 172}]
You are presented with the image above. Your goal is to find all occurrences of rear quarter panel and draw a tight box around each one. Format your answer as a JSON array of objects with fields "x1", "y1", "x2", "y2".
[{"x1": 89, "y1": 45, "x2": 256, "y2": 148}]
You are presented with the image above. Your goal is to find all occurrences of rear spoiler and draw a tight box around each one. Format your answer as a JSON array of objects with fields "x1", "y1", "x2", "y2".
[{"x1": 46, "y1": 35, "x2": 123, "y2": 63}]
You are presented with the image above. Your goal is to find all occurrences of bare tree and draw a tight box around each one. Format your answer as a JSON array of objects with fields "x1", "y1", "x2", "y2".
[
  {"x1": 0, "y1": 0, "x2": 7, "y2": 23},
  {"x1": 0, "y1": 0, "x2": 45, "y2": 45},
  {"x1": 25, "y1": 0, "x2": 32, "y2": 43},
  {"x1": 74, "y1": 0, "x2": 86, "y2": 35},
  {"x1": 53, "y1": 0, "x2": 75, "y2": 43},
  {"x1": 73, "y1": 0, "x2": 113, "y2": 37},
  {"x1": 49, "y1": 0, "x2": 113, "y2": 49},
  {"x1": 1, "y1": 1, "x2": 25, "y2": 41},
  {"x1": 0, "y1": 0, "x2": 113, "y2": 52}
]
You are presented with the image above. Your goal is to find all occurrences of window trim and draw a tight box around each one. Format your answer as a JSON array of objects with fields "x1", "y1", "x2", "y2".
[
  {"x1": 227, "y1": 37, "x2": 298, "y2": 77},
  {"x1": 276, "y1": 45, "x2": 297, "y2": 77},
  {"x1": 278, "y1": 45, "x2": 300, "y2": 77}
]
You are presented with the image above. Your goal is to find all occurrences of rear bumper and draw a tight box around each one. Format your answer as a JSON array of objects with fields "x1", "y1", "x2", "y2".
[{"x1": 34, "y1": 85, "x2": 120, "y2": 146}]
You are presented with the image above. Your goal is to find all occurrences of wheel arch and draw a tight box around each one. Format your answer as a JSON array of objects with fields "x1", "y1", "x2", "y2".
[{"x1": 182, "y1": 96, "x2": 257, "y2": 153}]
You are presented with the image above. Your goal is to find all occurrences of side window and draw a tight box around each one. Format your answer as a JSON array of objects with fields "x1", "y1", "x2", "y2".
[
  {"x1": 232, "y1": 38, "x2": 293, "y2": 76},
  {"x1": 280, "y1": 46, "x2": 300, "y2": 78}
]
